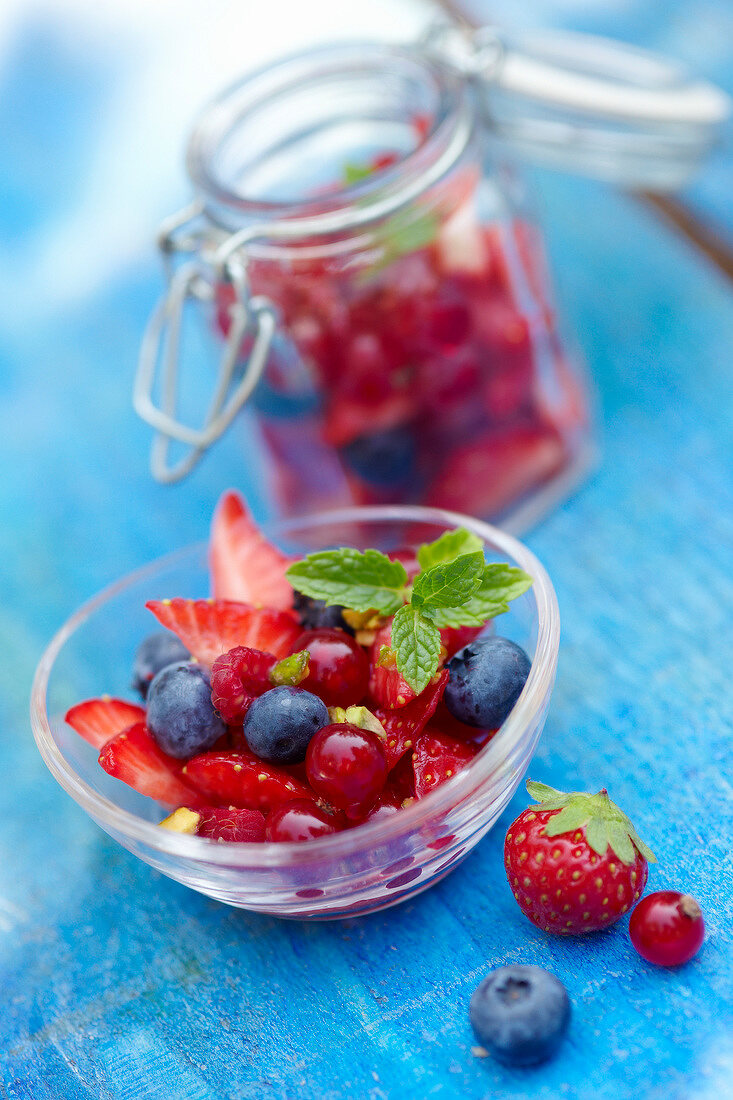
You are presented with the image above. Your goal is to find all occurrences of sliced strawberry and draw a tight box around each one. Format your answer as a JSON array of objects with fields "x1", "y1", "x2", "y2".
[
  {"x1": 387, "y1": 752, "x2": 417, "y2": 803},
  {"x1": 412, "y1": 727, "x2": 477, "y2": 798},
  {"x1": 387, "y1": 546, "x2": 421, "y2": 581},
  {"x1": 373, "y1": 669, "x2": 448, "y2": 770},
  {"x1": 146, "y1": 598, "x2": 300, "y2": 667},
  {"x1": 431, "y1": 701, "x2": 498, "y2": 748},
  {"x1": 196, "y1": 805, "x2": 266, "y2": 842},
  {"x1": 368, "y1": 620, "x2": 418, "y2": 710},
  {"x1": 209, "y1": 489, "x2": 295, "y2": 610},
  {"x1": 99, "y1": 722, "x2": 203, "y2": 807},
  {"x1": 181, "y1": 750, "x2": 310, "y2": 812},
  {"x1": 324, "y1": 388, "x2": 414, "y2": 448},
  {"x1": 210, "y1": 646, "x2": 276, "y2": 722},
  {"x1": 440, "y1": 624, "x2": 485, "y2": 659},
  {"x1": 65, "y1": 697, "x2": 146, "y2": 750},
  {"x1": 426, "y1": 424, "x2": 566, "y2": 519},
  {"x1": 363, "y1": 788, "x2": 405, "y2": 823}
]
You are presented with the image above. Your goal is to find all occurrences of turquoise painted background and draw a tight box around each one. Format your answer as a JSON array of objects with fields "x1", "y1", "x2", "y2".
[{"x1": 1, "y1": 2, "x2": 732, "y2": 1097}]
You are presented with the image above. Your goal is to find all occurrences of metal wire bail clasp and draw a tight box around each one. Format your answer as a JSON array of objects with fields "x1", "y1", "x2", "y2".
[
  {"x1": 421, "y1": 21, "x2": 505, "y2": 82},
  {"x1": 134, "y1": 215, "x2": 277, "y2": 483}
]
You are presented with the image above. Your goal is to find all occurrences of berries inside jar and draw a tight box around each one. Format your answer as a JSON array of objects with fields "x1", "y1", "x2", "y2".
[{"x1": 215, "y1": 156, "x2": 586, "y2": 522}]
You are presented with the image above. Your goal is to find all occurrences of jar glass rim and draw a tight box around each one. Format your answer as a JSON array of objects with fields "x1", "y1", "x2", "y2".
[{"x1": 184, "y1": 41, "x2": 474, "y2": 235}]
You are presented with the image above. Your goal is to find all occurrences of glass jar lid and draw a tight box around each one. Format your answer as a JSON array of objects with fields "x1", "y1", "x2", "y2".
[{"x1": 426, "y1": 24, "x2": 730, "y2": 189}]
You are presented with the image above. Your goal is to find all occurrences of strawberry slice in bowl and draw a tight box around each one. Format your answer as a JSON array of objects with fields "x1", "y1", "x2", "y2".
[
  {"x1": 210, "y1": 489, "x2": 295, "y2": 609},
  {"x1": 146, "y1": 598, "x2": 301, "y2": 667},
  {"x1": 98, "y1": 722, "x2": 205, "y2": 809},
  {"x1": 65, "y1": 697, "x2": 146, "y2": 750}
]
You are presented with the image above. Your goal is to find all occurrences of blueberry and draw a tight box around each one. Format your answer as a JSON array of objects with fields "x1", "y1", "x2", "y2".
[
  {"x1": 445, "y1": 635, "x2": 531, "y2": 729},
  {"x1": 132, "y1": 631, "x2": 190, "y2": 699},
  {"x1": 147, "y1": 662, "x2": 226, "y2": 758},
  {"x1": 242, "y1": 686, "x2": 329, "y2": 764},
  {"x1": 469, "y1": 965, "x2": 570, "y2": 1066},
  {"x1": 294, "y1": 592, "x2": 353, "y2": 634},
  {"x1": 342, "y1": 428, "x2": 416, "y2": 488}
]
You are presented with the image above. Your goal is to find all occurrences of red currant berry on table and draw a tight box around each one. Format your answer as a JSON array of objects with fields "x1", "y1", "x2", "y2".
[
  {"x1": 265, "y1": 799, "x2": 343, "y2": 843},
  {"x1": 290, "y1": 629, "x2": 369, "y2": 708},
  {"x1": 306, "y1": 723, "x2": 387, "y2": 819},
  {"x1": 629, "y1": 891, "x2": 705, "y2": 966}
]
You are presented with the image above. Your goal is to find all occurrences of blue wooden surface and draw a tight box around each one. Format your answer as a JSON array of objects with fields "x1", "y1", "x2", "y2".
[{"x1": 2, "y1": 5, "x2": 733, "y2": 1098}]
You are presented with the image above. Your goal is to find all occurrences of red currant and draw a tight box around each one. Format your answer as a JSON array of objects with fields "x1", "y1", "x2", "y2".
[
  {"x1": 265, "y1": 799, "x2": 343, "y2": 843},
  {"x1": 291, "y1": 629, "x2": 369, "y2": 708},
  {"x1": 629, "y1": 891, "x2": 705, "y2": 966},
  {"x1": 306, "y1": 723, "x2": 387, "y2": 819},
  {"x1": 426, "y1": 298, "x2": 471, "y2": 348},
  {"x1": 363, "y1": 790, "x2": 404, "y2": 823}
]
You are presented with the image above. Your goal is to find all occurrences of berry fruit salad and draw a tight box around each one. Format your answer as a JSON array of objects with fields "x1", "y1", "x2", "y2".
[
  {"x1": 214, "y1": 145, "x2": 588, "y2": 521},
  {"x1": 64, "y1": 490, "x2": 535, "y2": 844}
]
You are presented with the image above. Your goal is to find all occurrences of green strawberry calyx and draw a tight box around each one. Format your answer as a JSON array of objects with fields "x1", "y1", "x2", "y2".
[{"x1": 526, "y1": 780, "x2": 657, "y2": 866}]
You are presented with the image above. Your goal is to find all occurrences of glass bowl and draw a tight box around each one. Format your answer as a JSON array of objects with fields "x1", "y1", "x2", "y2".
[{"x1": 31, "y1": 505, "x2": 559, "y2": 919}]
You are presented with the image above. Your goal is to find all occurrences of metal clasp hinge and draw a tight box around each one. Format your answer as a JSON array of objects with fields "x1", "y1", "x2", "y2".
[
  {"x1": 134, "y1": 234, "x2": 276, "y2": 483},
  {"x1": 134, "y1": 211, "x2": 276, "y2": 483}
]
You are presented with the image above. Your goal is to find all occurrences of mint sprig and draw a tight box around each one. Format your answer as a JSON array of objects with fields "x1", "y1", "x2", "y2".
[
  {"x1": 416, "y1": 528, "x2": 483, "y2": 571},
  {"x1": 427, "y1": 564, "x2": 533, "y2": 628},
  {"x1": 391, "y1": 605, "x2": 442, "y2": 695},
  {"x1": 286, "y1": 548, "x2": 407, "y2": 616},
  {"x1": 412, "y1": 551, "x2": 484, "y2": 613},
  {"x1": 286, "y1": 527, "x2": 533, "y2": 694}
]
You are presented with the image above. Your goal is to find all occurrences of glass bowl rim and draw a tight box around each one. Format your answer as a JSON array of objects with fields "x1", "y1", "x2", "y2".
[{"x1": 30, "y1": 504, "x2": 559, "y2": 868}]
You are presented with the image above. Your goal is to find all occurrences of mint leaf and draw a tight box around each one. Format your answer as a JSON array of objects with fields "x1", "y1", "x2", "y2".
[
  {"x1": 412, "y1": 551, "x2": 484, "y2": 613},
  {"x1": 360, "y1": 205, "x2": 439, "y2": 282},
  {"x1": 417, "y1": 527, "x2": 483, "y2": 571},
  {"x1": 427, "y1": 564, "x2": 533, "y2": 627},
  {"x1": 287, "y1": 548, "x2": 407, "y2": 616},
  {"x1": 343, "y1": 160, "x2": 375, "y2": 186},
  {"x1": 391, "y1": 604, "x2": 442, "y2": 694}
]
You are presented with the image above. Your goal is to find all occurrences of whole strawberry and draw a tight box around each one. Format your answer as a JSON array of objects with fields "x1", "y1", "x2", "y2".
[{"x1": 504, "y1": 780, "x2": 656, "y2": 935}]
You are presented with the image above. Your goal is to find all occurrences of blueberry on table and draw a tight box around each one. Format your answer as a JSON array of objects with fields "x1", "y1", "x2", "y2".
[
  {"x1": 147, "y1": 662, "x2": 225, "y2": 758},
  {"x1": 132, "y1": 630, "x2": 190, "y2": 698},
  {"x1": 241, "y1": 686, "x2": 329, "y2": 764},
  {"x1": 469, "y1": 965, "x2": 570, "y2": 1066},
  {"x1": 445, "y1": 635, "x2": 531, "y2": 728}
]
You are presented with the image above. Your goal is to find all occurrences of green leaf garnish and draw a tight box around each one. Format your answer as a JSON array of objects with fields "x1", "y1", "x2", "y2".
[
  {"x1": 359, "y1": 205, "x2": 439, "y2": 282},
  {"x1": 286, "y1": 549, "x2": 408, "y2": 616},
  {"x1": 390, "y1": 605, "x2": 442, "y2": 696},
  {"x1": 526, "y1": 780, "x2": 657, "y2": 866},
  {"x1": 287, "y1": 528, "x2": 533, "y2": 693},
  {"x1": 427, "y1": 564, "x2": 533, "y2": 628},
  {"x1": 417, "y1": 527, "x2": 484, "y2": 571},
  {"x1": 343, "y1": 160, "x2": 376, "y2": 186},
  {"x1": 412, "y1": 551, "x2": 484, "y2": 613}
]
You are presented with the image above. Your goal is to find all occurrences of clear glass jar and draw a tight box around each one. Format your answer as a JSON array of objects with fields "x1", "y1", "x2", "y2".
[{"x1": 135, "y1": 29, "x2": 728, "y2": 528}]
